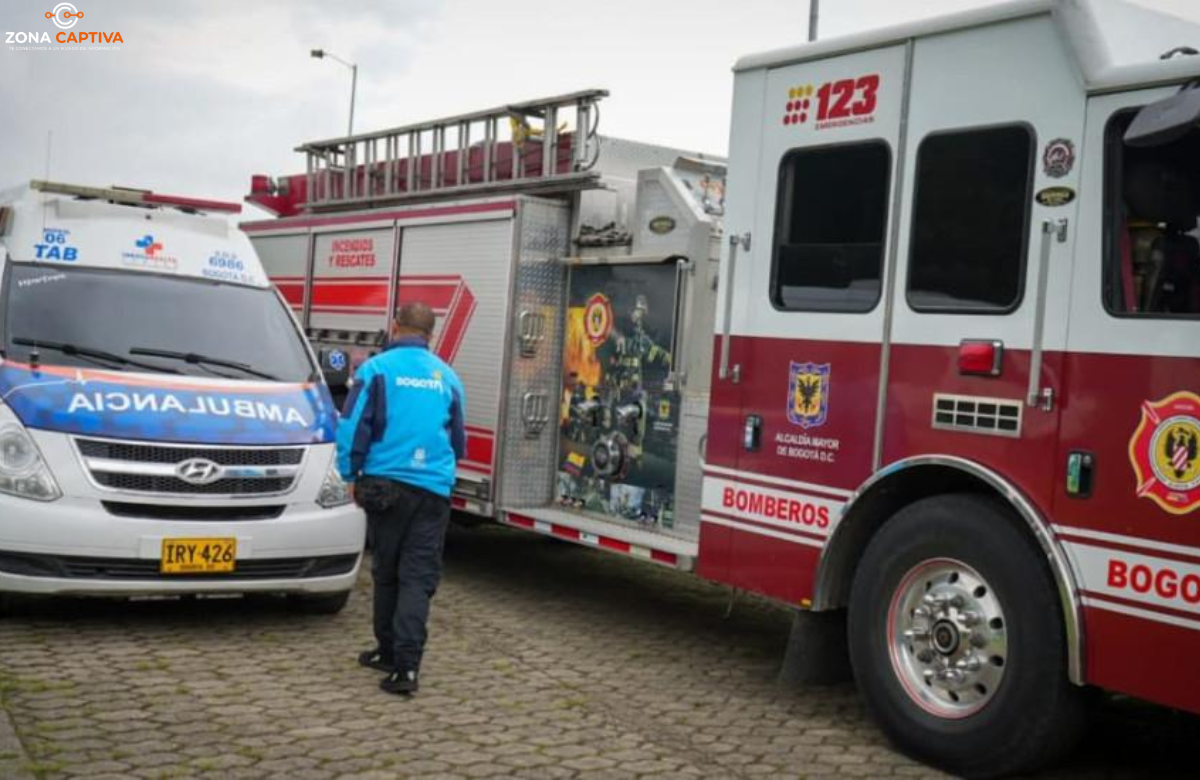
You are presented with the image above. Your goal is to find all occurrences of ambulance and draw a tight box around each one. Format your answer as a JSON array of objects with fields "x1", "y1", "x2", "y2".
[{"x1": 0, "y1": 181, "x2": 364, "y2": 613}]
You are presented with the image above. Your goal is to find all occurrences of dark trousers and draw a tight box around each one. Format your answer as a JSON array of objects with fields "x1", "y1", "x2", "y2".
[{"x1": 366, "y1": 481, "x2": 450, "y2": 672}]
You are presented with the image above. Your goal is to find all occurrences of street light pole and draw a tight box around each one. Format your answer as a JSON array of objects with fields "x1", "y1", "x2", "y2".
[
  {"x1": 809, "y1": 0, "x2": 820, "y2": 42},
  {"x1": 311, "y1": 48, "x2": 358, "y2": 136},
  {"x1": 348, "y1": 62, "x2": 357, "y2": 138}
]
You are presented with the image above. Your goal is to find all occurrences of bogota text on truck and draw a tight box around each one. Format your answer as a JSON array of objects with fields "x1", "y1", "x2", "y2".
[
  {"x1": 243, "y1": 1, "x2": 1200, "y2": 774},
  {"x1": 0, "y1": 181, "x2": 364, "y2": 615}
]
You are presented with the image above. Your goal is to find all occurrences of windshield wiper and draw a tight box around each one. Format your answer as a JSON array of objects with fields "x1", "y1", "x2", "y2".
[
  {"x1": 11, "y1": 338, "x2": 182, "y2": 375},
  {"x1": 128, "y1": 347, "x2": 280, "y2": 381}
]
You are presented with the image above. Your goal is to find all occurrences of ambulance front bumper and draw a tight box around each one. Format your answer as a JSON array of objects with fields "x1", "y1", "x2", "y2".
[{"x1": 0, "y1": 495, "x2": 364, "y2": 597}]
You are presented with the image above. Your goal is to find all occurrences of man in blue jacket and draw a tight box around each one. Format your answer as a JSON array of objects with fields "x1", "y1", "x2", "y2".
[{"x1": 336, "y1": 302, "x2": 466, "y2": 696}]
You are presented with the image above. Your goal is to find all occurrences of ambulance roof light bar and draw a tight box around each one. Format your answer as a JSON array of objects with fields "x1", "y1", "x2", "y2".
[{"x1": 29, "y1": 180, "x2": 243, "y2": 215}]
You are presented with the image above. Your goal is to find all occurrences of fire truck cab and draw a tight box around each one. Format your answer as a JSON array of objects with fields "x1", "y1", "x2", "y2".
[{"x1": 708, "y1": 0, "x2": 1200, "y2": 774}]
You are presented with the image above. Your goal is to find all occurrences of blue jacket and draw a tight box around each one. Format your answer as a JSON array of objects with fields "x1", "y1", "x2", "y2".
[{"x1": 336, "y1": 337, "x2": 466, "y2": 498}]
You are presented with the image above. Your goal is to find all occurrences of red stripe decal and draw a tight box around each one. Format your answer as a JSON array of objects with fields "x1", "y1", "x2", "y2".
[
  {"x1": 0, "y1": 362, "x2": 313, "y2": 393},
  {"x1": 396, "y1": 279, "x2": 457, "y2": 311},
  {"x1": 701, "y1": 508, "x2": 830, "y2": 543},
  {"x1": 311, "y1": 282, "x2": 389, "y2": 309},
  {"x1": 1058, "y1": 534, "x2": 1200, "y2": 568},
  {"x1": 309, "y1": 306, "x2": 389, "y2": 314},
  {"x1": 702, "y1": 471, "x2": 851, "y2": 502},
  {"x1": 505, "y1": 513, "x2": 535, "y2": 529},
  {"x1": 598, "y1": 536, "x2": 631, "y2": 554},
  {"x1": 466, "y1": 432, "x2": 494, "y2": 468},
  {"x1": 275, "y1": 284, "x2": 305, "y2": 305},
  {"x1": 1083, "y1": 590, "x2": 1200, "y2": 625},
  {"x1": 551, "y1": 525, "x2": 581, "y2": 541},
  {"x1": 440, "y1": 288, "x2": 476, "y2": 363},
  {"x1": 651, "y1": 550, "x2": 678, "y2": 565},
  {"x1": 314, "y1": 275, "x2": 392, "y2": 283}
]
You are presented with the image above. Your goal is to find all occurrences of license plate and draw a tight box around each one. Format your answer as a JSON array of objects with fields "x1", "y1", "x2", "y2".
[{"x1": 160, "y1": 538, "x2": 237, "y2": 574}]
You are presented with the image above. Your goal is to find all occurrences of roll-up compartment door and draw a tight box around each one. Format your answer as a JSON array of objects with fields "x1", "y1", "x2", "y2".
[{"x1": 396, "y1": 218, "x2": 514, "y2": 484}]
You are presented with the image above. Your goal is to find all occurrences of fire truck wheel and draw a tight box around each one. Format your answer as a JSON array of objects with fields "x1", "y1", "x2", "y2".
[{"x1": 848, "y1": 493, "x2": 1085, "y2": 778}]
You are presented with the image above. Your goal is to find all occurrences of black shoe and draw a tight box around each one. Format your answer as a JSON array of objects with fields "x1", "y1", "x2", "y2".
[
  {"x1": 380, "y1": 669, "x2": 419, "y2": 695},
  {"x1": 357, "y1": 648, "x2": 393, "y2": 672}
]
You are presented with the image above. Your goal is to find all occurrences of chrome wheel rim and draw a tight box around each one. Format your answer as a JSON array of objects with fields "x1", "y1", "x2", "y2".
[{"x1": 887, "y1": 558, "x2": 1008, "y2": 718}]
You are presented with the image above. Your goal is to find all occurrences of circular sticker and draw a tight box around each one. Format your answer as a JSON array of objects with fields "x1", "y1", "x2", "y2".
[
  {"x1": 583, "y1": 293, "x2": 613, "y2": 346},
  {"x1": 1043, "y1": 139, "x2": 1076, "y2": 179},
  {"x1": 1129, "y1": 392, "x2": 1200, "y2": 515}
]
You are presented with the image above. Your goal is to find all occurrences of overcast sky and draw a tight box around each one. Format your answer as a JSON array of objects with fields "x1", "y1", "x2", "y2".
[{"x1": 3, "y1": 0, "x2": 1199, "y2": 215}]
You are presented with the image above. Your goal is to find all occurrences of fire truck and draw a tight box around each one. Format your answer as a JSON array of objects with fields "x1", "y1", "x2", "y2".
[{"x1": 244, "y1": 1, "x2": 1200, "y2": 775}]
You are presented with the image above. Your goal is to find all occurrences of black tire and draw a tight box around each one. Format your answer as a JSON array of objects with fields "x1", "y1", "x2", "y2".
[
  {"x1": 848, "y1": 493, "x2": 1086, "y2": 778},
  {"x1": 288, "y1": 590, "x2": 351, "y2": 615}
]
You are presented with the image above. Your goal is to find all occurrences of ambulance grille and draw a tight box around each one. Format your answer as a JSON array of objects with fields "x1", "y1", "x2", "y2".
[
  {"x1": 75, "y1": 438, "x2": 305, "y2": 497},
  {"x1": 76, "y1": 440, "x2": 304, "y2": 467},
  {"x1": 931, "y1": 394, "x2": 1022, "y2": 438},
  {"x1": 91, "y1": 473, "x2": 295, "y2": 496}
]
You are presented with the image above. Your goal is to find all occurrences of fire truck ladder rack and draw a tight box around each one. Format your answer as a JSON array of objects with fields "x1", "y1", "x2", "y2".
[{"x1": 296, "y1": 89, "x2": 610, "y2": 212}]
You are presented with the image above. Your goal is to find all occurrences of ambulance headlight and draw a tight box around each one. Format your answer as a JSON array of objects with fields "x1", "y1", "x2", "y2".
[
  {"x1": 0, "y1": 403, "x2": 62, "y2": 502},
  {"x1": 317, "y1": 461, "x2": 352, "y2": 509}
]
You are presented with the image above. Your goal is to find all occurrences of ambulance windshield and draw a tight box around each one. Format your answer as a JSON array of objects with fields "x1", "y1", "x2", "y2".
[{"x1": 2, "y1": 264, "x2": 315, "y2": 382}]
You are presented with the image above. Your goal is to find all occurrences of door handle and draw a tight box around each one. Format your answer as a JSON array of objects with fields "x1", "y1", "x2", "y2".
[
  {"x1": 1027, "y1": 219, "x2": 1067, "y2": 411},
  {"x1": 718, "y1": 232, "x2": 750, "y2": 382}
]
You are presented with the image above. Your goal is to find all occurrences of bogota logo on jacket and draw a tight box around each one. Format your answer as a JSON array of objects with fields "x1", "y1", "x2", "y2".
[{"x1": 1129, "y1": 391, "x2": 1200, "y2": 515}]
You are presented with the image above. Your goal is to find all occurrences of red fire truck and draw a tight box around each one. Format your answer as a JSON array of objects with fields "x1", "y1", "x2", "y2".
[{"x1": 245, "y1": 1, "x2": 1200, "y2": 775}]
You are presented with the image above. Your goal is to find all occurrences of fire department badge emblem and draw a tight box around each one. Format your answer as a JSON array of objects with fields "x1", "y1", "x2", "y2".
[
  {"x1": 583, "y1": 293, "x2": 613, "y2": 346},
  {"x1": 1129, "y1": 391, "x2": 1200, "y2": 515},
  {"x1": 787, "y1": 362, "x2": 830, "y2": 429},
  {"x1": 1042, "y1": 138, "x2": 1076, "y2": 179}
]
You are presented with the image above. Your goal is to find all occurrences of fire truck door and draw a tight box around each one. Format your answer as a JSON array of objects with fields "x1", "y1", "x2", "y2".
[
  {"x1": 884, "y1": 16, "x2": 1085, "y2": 510},
  {"x1": 699, "y1": 46, "x2": 907, "y2": 603},
  {"x1": 697, "y1": 69, "x2": 760, "y2": 586},
  {"x1": 1053, "y1": 89, "x2": 1200, "y2": 712}
]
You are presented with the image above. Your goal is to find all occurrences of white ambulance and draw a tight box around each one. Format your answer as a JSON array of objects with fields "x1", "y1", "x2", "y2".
[{"x1": 0, "y1": 181, "x2": 364, "y2": 613}]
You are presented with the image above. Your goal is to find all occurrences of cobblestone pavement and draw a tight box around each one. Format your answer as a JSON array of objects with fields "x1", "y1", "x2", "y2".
[{"x1": 1, "y1": 522, "x2": 1198, "y2": 779}]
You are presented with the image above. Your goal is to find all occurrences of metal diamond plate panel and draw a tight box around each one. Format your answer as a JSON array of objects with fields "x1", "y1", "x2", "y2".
[{"x1": 498, "y1": 198, "x2": 571, "y2": 508}]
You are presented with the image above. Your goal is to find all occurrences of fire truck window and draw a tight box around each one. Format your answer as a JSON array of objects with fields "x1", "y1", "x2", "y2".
[
  {"x1": 908, "y1": 126, "x2": 1033, "y2": 313},
  {"x1": 1105, "y1": 112, "x2": 1200, "y2": 319},
  {"x1": 770, "y1": 142, "x2": 890, "y2": 313}
]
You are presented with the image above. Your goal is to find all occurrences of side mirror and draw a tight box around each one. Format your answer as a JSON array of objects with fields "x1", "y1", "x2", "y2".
[{"x1": 1124, "y1": 84, "x2": 1200, "y2": 147}]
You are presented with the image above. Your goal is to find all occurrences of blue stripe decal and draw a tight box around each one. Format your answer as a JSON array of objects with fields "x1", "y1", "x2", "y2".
[{"x1": 0, "y1": 363, "x2": 337, "y2": 445}]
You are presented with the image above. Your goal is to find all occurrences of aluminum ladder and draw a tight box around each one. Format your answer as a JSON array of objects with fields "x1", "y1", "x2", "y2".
[{"x1": 297, "y1": 88, "x2": 609, "y2": 212}]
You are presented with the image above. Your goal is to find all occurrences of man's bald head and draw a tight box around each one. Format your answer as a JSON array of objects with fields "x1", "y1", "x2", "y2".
[{"x1": 393, "y1": 302, "x2": 437, "y2": 341}]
